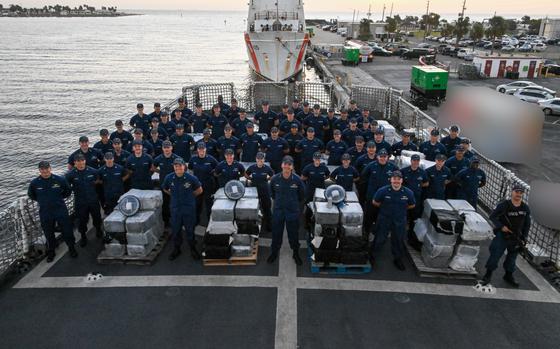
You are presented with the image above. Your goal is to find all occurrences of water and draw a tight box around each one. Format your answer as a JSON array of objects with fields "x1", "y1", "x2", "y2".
[{"x1": 0, "y1": 10, "x2": 326, "y2": 210}]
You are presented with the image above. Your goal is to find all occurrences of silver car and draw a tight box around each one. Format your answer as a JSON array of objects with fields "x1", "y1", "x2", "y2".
[
  {"x1": 496, "y1": 81, "x2": 536, "y2": 93},
  {"x1": 538, "y1": 98, "x2": 560, "y2": 115},
  {"x1": 513, "y1": 89, "x2": 554, "y2": 103}
]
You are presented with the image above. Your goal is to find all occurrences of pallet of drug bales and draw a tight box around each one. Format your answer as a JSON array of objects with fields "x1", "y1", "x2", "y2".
[
  {"x1": 308, "y1": 246, "x2": 371, "y2": 274},
  {"x1": 97, "y1": 234, "x2": 169, "y2": 266},
  {"x1": 203, "y1": 240, "x2": 259, "y2": 266},
  {"x1": 405, "y1": 242, "x2": 478, "y2": 280}
]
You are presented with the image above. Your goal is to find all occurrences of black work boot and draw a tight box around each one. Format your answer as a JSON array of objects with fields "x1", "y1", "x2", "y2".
[
  {"x1": 189, "y1": 242, "x2": 201, "y2": 261},
  {"x1": 267, "y1": 253, "x2": 278, "y2": 264},
  {"x1": 481, "y1": 270, "x2": 493, "y2": 286},
  {"x1": 292, "y1": 250, "x2": 303, "y2": 266},
  {"x1": 46, "y1": 251, "x2": 55, "y2": 263},
  {"x1": 68, "y1": 245, "x2": 78, "y2": 258},
  {"x1": 79, "y1": 233, "x2": 88, "y2": 247},
  {"x1": 393, "y1": 258, "x2": 406, "y2": 271},
  {"x1": 169, "y1": 246, "x2": 181, "y2": 261},
  {"x1": 503, "y1": 272, "x2": 520, "y2": 288}
]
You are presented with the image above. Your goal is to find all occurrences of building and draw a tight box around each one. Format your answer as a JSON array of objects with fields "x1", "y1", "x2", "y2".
[
  {"x1": 338, "y1": 21, "x2": 387, "y2": 40},
  {"x1": 539, "y1": 18, "x2": 560, "y2": 39},
  {"x1": 472, "y1": 54, "x2": 543, "y2": 78}
]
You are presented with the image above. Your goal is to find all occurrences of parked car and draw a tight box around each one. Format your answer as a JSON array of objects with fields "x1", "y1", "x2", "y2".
[
  {"x1": 501, "y1": 45, "x2": 516, "y2": 52},
  {"x1": 538, "y1": 98, "x2": 560, "y2": 115},
  {"x1": 534, "y1": 43, "x2": 547, "y2": 51},
  {"x1": 322, "y1": 25, "x2": 333, "y2": 31},
  {"x1": 392, "y1": 48, "x2": 409, "y2": 56},
  {"x1": 518, "y1": 44, "x2": 533, "y2": 52},
  {"x1": 456, "y1": 49, "x2": 474, "y2": 58},
  {"x1": 401, "y1": 48, "x2": 431, "y2": 59},
  {"x1": 513, "y1": 86, "x2": 556, "y2": 96},
  {"x1": 496, "y1": 81, "x2": 537, "y2": 94},
  {"x1": 371, "y1": 46, "x2": 392, "y2": 56},
  {"x1": 463, "y1": 53, "x2": 475, "y2": 61},
  {"x1": 417, "y1": 42, "x2": 432, "y2": 48},
  {"x1": 513, "y1": 89, "x2": 554, "y2": 103}
]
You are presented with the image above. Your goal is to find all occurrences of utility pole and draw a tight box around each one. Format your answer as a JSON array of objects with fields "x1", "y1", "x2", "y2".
[
  {"x1": 381, "y1": 4, "x2": 386, "y2": 22},
  {"x1": 456, "y1": 0, "x2": 467, "y2": 47},
  {"x1": 389, "y1": 3, "x2": 393, "y2": 18},
  {"x1": 367, "y1": 4, "x2": 372, "y2": 20},
  {"x1": 352, "y1": 9, "x2": 355, "y2": 25},
  {"x1": 423, "y1": 0, "x2": 430, "y2": 41}
]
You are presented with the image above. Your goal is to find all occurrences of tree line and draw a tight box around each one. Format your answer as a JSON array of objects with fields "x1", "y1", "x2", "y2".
[{"x1": 1, "y1": 4, "x2": 118, "y2": 13}]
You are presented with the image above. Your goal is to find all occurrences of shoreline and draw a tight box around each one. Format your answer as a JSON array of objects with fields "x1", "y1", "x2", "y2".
[{"x1": 0, "y1": 13, "x2": 141, "y2": 18}]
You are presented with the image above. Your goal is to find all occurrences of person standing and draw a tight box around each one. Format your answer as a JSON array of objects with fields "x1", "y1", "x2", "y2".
[
  {"x1": 188, "y1": 143, "x2": 219, "y2": 226},
  {"x1": 325, "y1": 129, "x2": 348, "y2": 166},
  {"x1": 370, "y1": 170, "x2": 416, "y2": 270},
  {"x1": 455, "y1": 157, "x2": 486, "y2": 209},
  {"x1": 98, "y1": 152, "x2": 127, "y2": 215},
  {"x1": 207, "y1": 104, "x2": 229, "y2": 139},
  {"x1": 154, "y1": 141, "x2": 179, "y2": 226},
  {"x1": 261, "y1": 127, "x2": 289, "y2": 173},
  {"x1": 66, "y1": 154, "x2": 103, "y2": 246},
  {"x1": 126, "y1": 140, "x2": 154, "y2": 190},
  {"x1": 419, "y1": 129, "x2": 447, "y2": 161},
  {"x1": 110, "y1": 120, "x2": 134, "y2": 149},
  {"x1": 162, "y1": 158, "x2": 203, "y2": 261},
  {"x1": 481, "y1": 185, "x2": 531, "y2": 287},
  {"x1": 245, "y1": 152, "x2": 274, "y2": 232},
  {"x1": 239, "y1": 123, "x2": 263, "y2": 162},
  {"x1": 169, "y1": 123, "x2": 195, "y2": 162},
  {"x1": 214, "y1": 149, "x2": 245, "y2": 188},
  {"x1": 254, "y1": 100, "x2": 278, "y2": 135},
  {"x1": 129, "y1": 103, "x2": 150, "y2": 137},
  {"x1": 28, "y1": 161, "x2": 77, "y2": 262},
  {"x1": 267, "y1": 156, "x2": 306, "y2": 265},
  {"x1": 401, "y1": 154, "x2": 429, "y2": 248},
  {"x1": 425, "y1": 154, "x2": 451, "y2": 200},
  {"x1": 330, "y1": 153, "x2": 359, "y2": 192}
]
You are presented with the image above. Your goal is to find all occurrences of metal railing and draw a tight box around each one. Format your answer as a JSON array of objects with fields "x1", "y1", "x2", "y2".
[{"x1": 1, "y1": 81, "x2": 559, "y2": 279}]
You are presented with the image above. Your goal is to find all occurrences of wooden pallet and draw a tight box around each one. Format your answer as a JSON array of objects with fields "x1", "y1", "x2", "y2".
[
  {"x1": 97, "y1": 234, "x2": 169, "y2": 266},
  {"x1": 310, "y1": 261, "x2": 372, "y2": 274},
  {"x1": 203, "y1": 240, "x2": 259, "y2": 266},
  {"x1": 406, "y1": 242, "x2": 478, "y2": 280}
]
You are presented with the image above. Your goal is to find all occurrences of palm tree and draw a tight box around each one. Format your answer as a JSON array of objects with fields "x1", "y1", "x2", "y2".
[
  {"x1": 470, "y1": 22, "x2": 484, "y2": 50},
  {"x1": 455, "y1": 16, "x2": 471, "y2": 46},
  {"x1": 486, "y1": 16, "x2": 507, "y2": 54}
]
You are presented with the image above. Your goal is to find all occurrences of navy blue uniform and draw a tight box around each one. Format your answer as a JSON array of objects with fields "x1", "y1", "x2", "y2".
[
  {"x1": 301, "y1": 163, "x2": 330, "y2": 202},
  {"x1": 207, "y1": 114, "x2": 229, "y2": 139},
  {"x1": 401, "y1": 165, "x2": 429, "y2": 223},
  {"x1": 126, "y1": 140, "x2": 154, "y2": 155},
  {"x1": 200, "y1": 138, "x2": 219, "y2": 159},
  {"x1": 355, "y1": 153, "x2": 377, "y2": 204},
  {"x1": 456, "y1": 167, "x2": 486, "y2": 209},
  {"x1": 262, "y1": 137, "x2": 289, "y2": 172},
  {"x1": 419, "y1": 141, "x2": 447, "y2": 162},
  {"x1": 110, "y1": 130, "x2": 133, "y2": 149},
  {"x1": 28, "y1": 174, "x2": 75, "y2": 252},
  {"x1": 279, "y1": 118, "x2": 302, "y2": 135},
  {"x1": 303, "y1": 115, "x2": 329, "y2": 140},
  {"x1": 361, "y1": 161, "x2": 398, "y2": 234},
  {"x1": 68, "y1": 148, "x2": 103, "y2": 169},
  {"x1": 94, "y1": 140, "x2": 113, "y2": 155},
  {"x1": 98, "y1": 164, "x2": 126, "y2": 214},
  {"x1": 391, "y1": 141, "x2": 418, "y2": 157},
  {"x1": 174, "y1": 107, "x2": 193, "y2": 119},
  {"x1": 240, "y1": 133, "x2": 263, "y2": 162},
  {"x1": 333, "y1": 117, "x2": 350, "y2": 132},
  {"x1": 296, "y1": 110, "x2": 312, "y2": 123},
  {"x1": 330, "y1": 165, "x2": 359, "y2": 191},
  {"x1": 170, "y1": 133, "x2": 195, "y2": 161},
  {"x1": 171, "y1": 116, "x2": 190, "y2": 130},
  {"x1": 112, "y1": 149, "x2": 131, "y2": 167},
  {"x1": 217, "y1": 136, "x2": 240, "y2": 160},
  {"x1": 254, "y1": 110, "x2": 278, "y2": 135},
  {"x1": 66, "y1": 167, "x2": 102, "y2": 235},
  {"x1": 246, "y1": 164, "x2": 274, "y2": 228},
  {"x1": 226, "y1": 107, "x2": 240, "y2": 123},
  {"x1": 445, "y1": 155, "x2": 470, "y2": 199},
  {"x1": 342, "y1": 128, "x2": 361, "y2": 146},
  {"x1": 154, "y1": 153, "x2": 180, "y2": 224},
  {"x1": 162, "y1": 172, "x2": 201, "y2": 247},
  {"x1": 231, "y1": 117, "x2": 251, "y2": 137},
  {"x1": 189, "y1": 113, "x2": 209, "y2": 134},
  {"x1": 126, "y1": 153, "x2": 154, "y2": 190},
  {"x1": 149, "y1": 111, "x2": 164, "y2": 122},
  {"x1": 372, "y1": 185, "x2": 416, "y2": 258},
  {"x1": 296, "y1": 138, "x2": 324, "y2": 169},
  {"x1": 160, "y1": 120, "x2": 177, "y2": 137},
  {"x1": 129, "y1": 113, "x2": 151, "y2": 137},
  {"x1": 150, "y1": 125, "x2": 169, "y2": 140},
  {"x1": 373, "y1": 140, "x2": 392, "y2": 156},
  {"x1": 325, "y1": 140, "x2": 348, "y2": 166},
  {"x1": 215, "y1": 161, "x2": 245, "y2": 188},
  {"x1": 441, "y1": 135, "x2": 462, "y2": 156},
  {"x1": 485, "y1": 200, "x2": 531, "y2": 274},
  {"x1": 425, "y1": 165, "x2": 451, "y2": 200},
  {"x1": 348, "y1": 108, "x2": 362, "y2": 120},
  {"x1": 347, "y1": 146, "x2": 366, "y2": 166},
  {"x1": 147, "y1": 137, "x2": 163, "y2": 157},
  {"x1": 189, "y1": 155, "x2": 219, "y2": 225},
  {"x1": 269, "y1": 173, "x2": 305, "y2": 254}
]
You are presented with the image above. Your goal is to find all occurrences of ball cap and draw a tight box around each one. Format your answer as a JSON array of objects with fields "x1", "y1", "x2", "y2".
[
  {"x1": 271, "y1": 126, "x2": 279, "y2": 133},
  {"x1": 246, "y1": 122, "x2": 254, "y2": 128},
  {"x1": 313, "y1": 152, "x2": 322, "y2": 160},
  {"x1": 391, "y1": 170, "x2": 403, "y2": 178},
  {"x1": 307, "y1": 127, "x2": 315, "y2": 133},
  {"x1": 224, "y1": 148, "x2": 234, "y2": 155},
  {"x1": 137, "y1": 103, "x2": 144, "y2": 108},
  {"x1": 224, "y1": 125, "x2": 233, "y2": 131},
  {"x1": 134, "y1": 128, "x2": 143, "y2": 134},
  {"x1": 377, "y1": 149, "x2": 388, "y2": 156},
  {"x1": 38, "y1": 160, "x2": 50, "y2": 169},
  {"x1": 203, "y1": 128, "x2": 211, "y2": 135},
  {"x1": 261, "y1": 100, "x2": 269, "y2": 106},
  {"x1": 196, "y1": 142, "x2": 206, "y2": 149},
  {"x1": 435, "y1": 153, "x2": 447, "y2": 161},
  {"x1": 512, "y1": 184, "x2": 525, "y2": 193},
  {"x1": 366, "y1": 141, "x2": 376, "y2": 149},
  {"x1": 287, "y1": 108, "x2": 295, "y2": 114},
  {"x1": 115, "y1": 119, "x2": 124, "y2": 126},
  {"x1": 162, "y1": 140, "x2": 172, "y2": 148},
  {"x1": 132, "y1": 139, "x2": 143, "y2": 146},
  {"x1": 411, "y1": 154, "x2": 421, "y2": 161},
  {"x1": 290, "y1": 123, "x2": 299, "y2": 129},
  {"x1": 173, "y1": 158, "x2": 185, "y2": 165},
  {"x1": 461, "y1": 138, "x2": 471, "y2": 144},
  {"x1": 104, "y1": 152, "x2": 114, "y2": 160},
  {"x1": 374, "y1": 127, "x2": 385, "y2": 135},
  {"x1": 112, "y1": 138, "x2": 122, "y2": 144},
  {"x1": 470, "y1": 157, "x2": 480, "y2": 164},
  {"x1": 333, "y1": 129, "x2": 341, "y2": 135},
  {"x1": 450, "y1": 125, "x2": 460, "y2": 132},
  {"x1": 282, "y1": 155, "x2": 294, "y2": 165},
  {"x1": 313, "y1": 104, "x2": 321, "y2": 109},
  {"x1": 74, "y1": 153, "x2": 86, "y2": 161},
  {"x1": 341, "y1": 153, "x2": 351, "y2": 160},
  {"x1": 256, "y1": 152, "x2": 265, "y2": 160},
  {"x1": 99, "y1": 129, "x2": 109, "y2": 136},
  {"x1": 430, "y1": 128, "x2": 440, "y2": 136},
  {"x1": 79, "y1": 136, "x2": 89, "y2": 143},
  {"x1": 328, "y1": 107, "x2": 335, "y2": 112},
  {"x1": 302, "y1": 101, "x2": 310, "y2": 107}
]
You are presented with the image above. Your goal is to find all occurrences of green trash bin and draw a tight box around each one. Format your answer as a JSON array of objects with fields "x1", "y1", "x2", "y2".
[{"x1": 343, "y1": 47, "x2": 360, "y2": 66}]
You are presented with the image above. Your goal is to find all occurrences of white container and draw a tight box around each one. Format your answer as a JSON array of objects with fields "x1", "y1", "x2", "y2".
[
  {"x1": 211, "y1": 199, "x2": 236, "y2": 222},
  {"x1": 314, "y1": 202, "x2": 340, "y2": 225},
  {"x1": 339, "y1": 202, "x2": 363, "y2": 225},
  {"x1": 206, "y1": 219, "x2": 237, "y2": 235},
  {"x1": 449, "y1": 244, "x2": 480, "y2": 272},
  {"x1": 235, "y1": 198, "x2": 260, "y2": 221},
  {"x1": 423, "y1": 199, "x2": 453, "y2": 218},
  {"x1": 446, "y1": 199, "x2": 475, "y2": 212},
  {"x1": 125, "y1": 211, "x2": 157, "y2": 234},
  {"x1": 401, "y1": 150, "x2": 425, "y2": 159}
]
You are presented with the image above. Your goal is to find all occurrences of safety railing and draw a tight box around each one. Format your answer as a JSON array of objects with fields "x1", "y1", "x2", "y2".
[
  {"x1": 295, "y1": 82, "x2": 334, "y2": 110},
  {"x1": 249, "y1": 81, "x2": 289, "y2": 112}
]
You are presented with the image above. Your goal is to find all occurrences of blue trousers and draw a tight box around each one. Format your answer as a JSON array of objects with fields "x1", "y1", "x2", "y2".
[
  {"x1": 372, "y1": 216, "x2": 407, "y2": 259},
  {"x1": 271, "y1": 209, "x2": 300, "y2": 254},
  {"x1": 485, "y1": 231, "x2": 519, "y2": 273},
  {"x1": 171, "y1": 207, "x2": 196, "y2": 247},
  {"x1": 39, "y1": 209, "x2": 75, "y2": 252},
  {"x1": 76, "y1": 202, "x2": 102, "y2": 234}
]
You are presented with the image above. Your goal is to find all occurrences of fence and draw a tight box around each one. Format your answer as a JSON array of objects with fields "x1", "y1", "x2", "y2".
[{"x1": 1, "y1": 81, "x2": 559, "y2": 279}]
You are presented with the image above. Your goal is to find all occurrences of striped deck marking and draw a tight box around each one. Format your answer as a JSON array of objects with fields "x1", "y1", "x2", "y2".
[
  {"x1": 245, "y1": 33, "x2": 261, "y2": 74},
  {"x1": 294, "y1": 33, "x2": 310, "y2": 71}
]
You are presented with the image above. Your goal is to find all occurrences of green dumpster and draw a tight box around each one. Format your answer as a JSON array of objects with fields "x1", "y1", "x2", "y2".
[{"x1": 343, "y1": 47, "x2": 360, "y2": 66}]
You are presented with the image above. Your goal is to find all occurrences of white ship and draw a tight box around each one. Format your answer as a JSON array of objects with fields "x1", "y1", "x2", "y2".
[{"x1": 245, "y1": 0, "x2": 309, "y2": 82}]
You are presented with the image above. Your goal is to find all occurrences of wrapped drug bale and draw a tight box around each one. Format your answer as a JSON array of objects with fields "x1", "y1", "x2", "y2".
[
  {"x1": 423, "y1": 199, "x2": 453, "y2": 218},
  {"x1": 104, "y1": 210, "x2": 127, "y2": 233},
  {"x1": 236, "y1": 220, "x2": 260, "y2": 236},
  {"x1": 459, "y1": 211, "x2": 493, "y2": 241},
  {"x1": 314, "y1": 202, "x2": 340, "y2": 225},
  {"x1": 234, "y1": 198, "x2": 260, "y2": 221},
  {"x1": 103, "y1": 242, "x2": 126, "y2": 257},
  {"x1": 345, "y1": 191, "x2": 359, "y2": 203},
  {"x1": 449, "y1": 243, "x2": 480, "y2": 272},
  {"x1": 314, "y1": 188, "x2": 326, "y2": 202},
  {"x1": 126, "y1": 231, "x2": 158, "y2": 257},
  {"x1": 211, "y1": 199, "x2": 236, "y2": 221},
  {"x1": 422, "y1": 233, "x2": 454, "y2": 268},
  {"x1": 446, "y1": 199, "x2": 476, "y2": 212},
  {"x1": 206, "y1": 219, "x2": 237, "y2": 235},
  {"x1": 339, "y1": 202, "x2": 363, "y2": 225},
  {"x1": 125, "y1": 211, "x2": 157, "y2": 234},
  {"x1": 126, "y1": 226, "x2": 162, "y2": 245},
  {"x1": 203, "y1": 232, "x2": 232, "y2": 246},
  {"x1": 342, "y1": 225, "x2": 363, "y2": 238},
  {"x1": 231, "y1": 234, "x2": 254, "y2": 257},
  {"x1": 401, "y1": 150, "x2": 425, "y2": 159},
  {"x1": 204, "y1": 245, "x2": 232, "y2": 259},
  {"x1": 119, "y1": 189, "x2": 163, "y2": 211},
  {"x1": 429, "y1": 209, "x2": 464, "y2": 237}
]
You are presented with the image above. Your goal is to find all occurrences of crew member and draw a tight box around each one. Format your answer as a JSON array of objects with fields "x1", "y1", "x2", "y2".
[
  {"x1": 189, "y1": 102, "x2": 209, "y2": 134},
  {"x1": 391, "y1": 131, "x2": 418, "y2": 156},
  {"x1": 111, "y1": 138, "x2": 130, "y2": 167},
  {"x1": 172, "y1": 108, "x2": 189, "y2": 131},
  {"x1": 68, "y1": 136, "x2": 103, "y2": 170},
  {"x1": 231, "y1": 108, "x2": 251, "y2": 137},
  {"x1": 441, "y1": 125, "x2": 462, "y2": 156},
  {"x1": 245, "y1": 152, "x2": 274, "y2": 232},
  {"x1": 66, "y1": 153, "x2": 103, "y2": 246},
  {"x1": 303, "y1": 104, "x2": 329, "y2": 140},
  {"x1": 372, "y1": 127, "x2": 392, "y2": 155},
  {"x1": 481, "y1": 184, "x2": 531, "y2": 287},
  {"x1": 174, "y1": 97, "x2": 193, "y2": 118},
  {"x1": 129, "y1": 103, "x2": 150, "y2": 137},
  {"x1": 94, "y1": 129, "x2": 113, "y2": 155},
  {"x1": 330, "y1": 153, "x2": 359, "y2": 192},
  {"x1": 160, "y1": 111, "x2": 176, "y2": 136},
  {"x1": 147, "y1": 129, "x2": 164, "y2": 157},
  {"x1": 401, "y1": 154, "x2": 429, "y2": 248},
  {"x1": 325, "y1": 129, "x2": 348, "y2": 166},
  {"x1": 254, "y1": 100, "x2": 278, "y2": 135},
  {"x1": 239, "y1": 123, "x2": 263, "y2": 162},
  {"x1": 149, "y1": 102, "x2": 163, "y2": 121},
  {"x1": 324, "y1": 107, "x2": 337, "y2": 142},
  {"x1": 226, "y1": 98, "x2": 240, "y2": 122},
  {"x1": 200, "y1": 128, "x2": 220, "y2": 159},
  {"x1": 425, "y1": 154, "x2": 451, "y2": 200},
  {"x1": 188, "y1": 142, "x2": 218, "y2": 226},
  {"x1": 28, "y1": 161, "x2": 77, "y2": 262},
  {"x1": 455, "y1": 157, "x2": 486, "y2": 209},
  {"x1": 333, "y1": 108, "x2": 350, "y2": 131},
  {"x1": 347, "y1": 136, "x2": 366, "y2": 166},
  {"x1": 110, "y1": 120, "x2": 134, "y2": 149},
  {"x1": 291, "y1": 98, "x2": 303, "y2": 116},
  {"x1": 348, "y1": 99, "x2": 362, "y2": 119},
  {"x1": 98, "y1": 152, "x2": 127, "y2": 215},
  {"x1": 296, "y1": 101, "x2": 312, "y2": 121},
  {"x1": 126, "y1": 140, "x2": 154, "y2": 190},
  {"x1": 207, "y1": 104, "x2": 229, "y2": 139},
  {"x1": 419, "y1": 128, "x2": 447, "y2": 161},
  {"x1": 279, "y1": 108, "x2": 301, "y2": 136},
  {"x1": 154, "y1": 141, "x2": 179, "y2": 226},
  {"x1": 261, "y1": 127, "x2": 289, "y2": 172},
  {"x1": 217, "y1": 95, "x2": 230, "y2": 113},
  {"x1": 127, "y1": 128, "x2": 154, "y2": 154},
  {"x1": 169, "y1": 123, "x2": 195, "y2": 161},
  {"x1": 215, "y1": 149, "x2": 245, "y2": 188},
  {"x1": 371, "y1": 170, "x2": 416, "y2": 270},
  {"x1": 355, "y1": 142, "x2": 377, "y2": 205},
  {"x1": 162, "y1": 158, "x2": 202, "y2": 261},
  {"x1": 444, "y1": 147, "x2": 470, "y2": 199},
  {"x1": 267, "y1": 156, "x2": 305, "y2": 265},
  {"x1": 283, "y1": 123, "x2": 303, "y2": 173},
  {"x1": 342, "y1": 119, "x2": 361, "y2": 146},
  {"x1": 217, "y1": 125, "x2": 240, "y2": 160},
  {"x1": 295, "y1": 127, "x2": 324, "y2": 170},
  {"x1": 150, "y1": 117, "x2": 169, "y2": 140}
]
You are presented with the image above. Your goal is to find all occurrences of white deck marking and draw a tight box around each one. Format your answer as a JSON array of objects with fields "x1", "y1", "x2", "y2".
[{"x1": 274, "y1": 240, "x2": 298, "y2": 349}]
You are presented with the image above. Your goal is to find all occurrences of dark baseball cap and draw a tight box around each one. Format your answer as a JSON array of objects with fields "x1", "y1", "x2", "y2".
[
  {"x1": 341, "y1": 153, "x2": 351, "y2": 161},
  {"x1": 377, "y1": 149, "x2": 388, "y2": 156},
  {"x1": 203, "y1": 128, "x2": 211, "y2": 135},
  {"x1": 173, "y1": 158, "x2": 185, "y2": 165},
  {"x1": 246, "y1": 122, "x2": 254, "y2": 128},
  {"x1": 328, "y1": 107, "x2": 335, "y2": 113},
  {"x1": 177, "y1": 97, "x2": 184, "y2": 103},
  {"x1": 512, "y1": 184, "x2": 525, "y2": 193},
  {"x1": 161, "y1": 111, "x2": 169, "y2": 116},
  {"x1": 450, "y1": 125, "x2": 459, "y2": 132},
  {"x1": 340, "y1": 108, "x2": 348, "y2": 113},
  {"x1": 154, "y1": 102, "x2": 161, "y2": 107},
  {"x1": 195, "y1": 102, "x2": 203, "y2": 108},
  {"x1": 282, "y1": 156, "x2": 294, "y2": 165},
  {"x1": 112, "y1": 138, "x2": 122, "y2": 145},
  {"x1": 302, "y1": 101, "x2": 310, "y2": 107},
  {"x1": 290, "y1": 123, "x2": 299, "y2": 129},
  {"x1": 411, "y1": 154, "x2": 421, "y2": 161},
  {"x1": 132, "y1": 139, "x2": 143, "y2": 146},
  {"x1": 137, "y1": 103, "x2": 144, "y2": 108},
  {"x1": 461, "y1": 138, "x2": 471, "y2": 144},
  {"x1": 362, "y1": 107, "x2": 370, "y2": 112},
  {"x1": 313, "y1": 152, "x2": 322, "y2": 160},
  {"x1": 79, "y1": 136, "x2": 89, "y2": 143},
  {"x1": 435, "y1": 153, "x2": 447, "y2": 161},
  {"x1": 104, "y1": 152, "x2": 114, "y2": 160},
  {"x1": 313, "y1": 104, "x2": 321, "y2": 110},
  {"x1": 402, "y1": 131, "x2": 411, "y2": 137},
  {"x1": 133, "y1": 128, "x2": 143, "y2": 134},
  {"x1": 224, "y1": 148, "x2": 234, "y2": 155},
  {"x1": 196, "y1": 142, "x2": 206, "y2": 149},
  {"x1": 175, "y1": 123, "x2": 184, "y2": 129},
  {"x1": 239, "y1": 108, "x2": 246, "y2": 113},
  {"x1": 38, "y1": 160, "x2": 50, "y2": 169},
  {"x1": 271, "y1": 126, "x2": 279, "y2": 133},
  {"x1": 349, "y1": 99, "x2": 357, "y2": 104},
  {"x1": 282, "y1": 104, "x2": 289, "y2": 109},
  {"x1": 224, "y1": 125, "x2": 233, "y2": 131},
  {"x1": 256, "y1": 152, "x2": 265, "y2": 160},
  {"x1": 391, "y1": 170, "x2": 403, "y2": 178},
  {"x1": 470, "y1": 157, "x2": 480, "y2": 164},
  {"x1": 349, "y1": 118, "x2": 357, "y2": 124},
  {"x1": 430, "y1": 128, "x2": 440, "y2": 136},
  {"x1": 150, "y1": 129, "x2": 158, "y2": 135},
  {"x1": 162, "y1": 140, "x2": 172, "y2": 148},
  {"x1": 333, "y1": 129, "x2": 341, "y2": 135},
  {"x1": 287, "y1": 108, "x2": 295, "y2": 114},
  {"x1": 74, "y1": 153, "x2": 86, "y2": 161},
  {"x1": 355, "y1": 136, "x2": 364, "y2": 143},
  {"x1": 374, "y1": 127, "x2": 385, "y2": 135},
  {"x1": 366, "y1": 141, "x2": 376, "y2": 149},
  {"x1": 307, "y1": 127, "x2": 315, "y2": 133},
  {"x1": 151, "y1": 117, "x2": 159, "y2": 122},
  {"x1": 100, "y1": 129, "x2": 109, "y2": 136},
  {"x1": 261, "y1": 100, "x2": 269, "y2": 106}
]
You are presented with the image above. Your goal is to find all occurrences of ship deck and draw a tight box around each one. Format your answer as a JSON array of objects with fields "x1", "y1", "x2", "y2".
[{"x1": 2, "y1": 222, "x2": 560, "y2": 349}]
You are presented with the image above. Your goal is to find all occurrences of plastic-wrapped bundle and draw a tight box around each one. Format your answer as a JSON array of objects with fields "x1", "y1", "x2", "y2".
[
  {"x1": 340, "y1": 236, "x2": 368, "y2": 252},
  {"x1": 314, "y1": 202, "x2": 340, "y2": 225},
  {"x1": 103, "y1": 242, "x2": 125, "y2": 257},
  {"x1": 446, "y1": 199, "x2": 475, "y2": 212},
  {"x1": 449, "y1": 244, "x2": 480, "y2": 272},
  {"x1": 211, "y1": 199, "x2": 236, "y2": 221},
  {"x1": 234, "y1": 198, "x2": 260, "y2": 221},
  {"x1": 345, "y1": 191, "x2": 359, "y2": 203},
  {"x1": 119, "y1": 189, "x2": 163, "y2": 211},
  {"x1": 204, "y1": 245, "x2": 231, "y2": 259},
  {"x1": 398, "y1": 156, "x2": 436, "y2": 170},
  {"x1": 206, "y1": 219, "x2": 237, "y2": 235},
  {"x1": 423, "y1": 199, "x2": 453, "y2": 218},
  {"x1": 125, "y1": 211, "x2": 157, "y2": 234},
  {"x1": 214, "y1": 187, "x2": 258, "y2": 200},
  {"x1": 401, "y1": 150, "x2": 425, "y2": 159},
  {"x1": 103, "y1": 210, "x2": 127, "y2": 233},
  {"x1": 203, "y1": 232, "x2": 231, "y2": 246},
  {"x1": 314, "y1": 188, "x2": 326, "y2": 202},
  {"x1": 414, "y1": 219, "x2": 428, "y2": 241},
  {"x1": 342, "y1": 225, "x2": 363, "y2": 238},
  {"x1": 232, "y1": 234, "x2": 252, "y2": 246},
  {"x1": 126, "y1": 228, "x2": 160, "y2": 245},
  {"x1": 127, "y1": 232, "x2": 158, "y2": 257},
  {"x1": 429, "y1": 209, "x2": 464, "y2": 236},
  {"x1": 459, "y1": 211, "x2": 493, "y2": 241},
  {"x1": 339, "y1": 203, "x2": 363, "y2": 225},
  {"x1": 421, "y1": 233, "x2": 454, "y2": 268}
]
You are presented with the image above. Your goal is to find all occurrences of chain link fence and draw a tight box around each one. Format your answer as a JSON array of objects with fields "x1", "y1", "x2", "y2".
[
  {"x1": 296, "y1": 82, "x2": 334, "y2": 110},
  {"x1": 249, "y1": 81, "x2": 289, "y2": 112}
]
